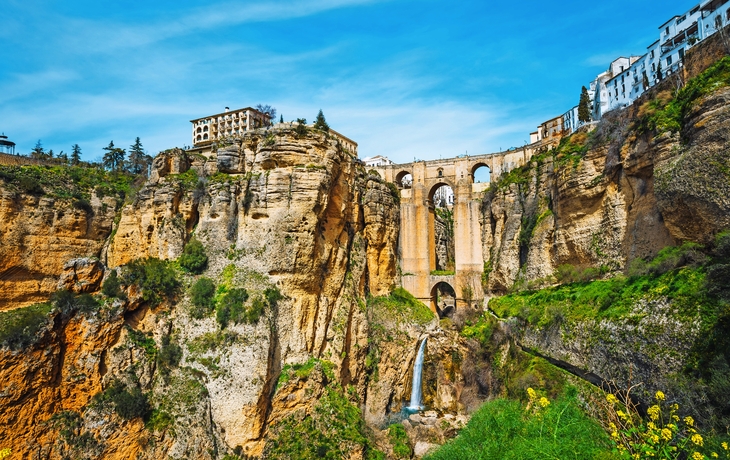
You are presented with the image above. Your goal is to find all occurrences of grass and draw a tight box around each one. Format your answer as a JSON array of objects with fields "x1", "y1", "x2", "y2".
[
  {"x1": 276, "y1": 358, "x2": 335, "y2": 391},
  {"x1": 0, "y1": 302, "x2": 53, "y2": 349},
  {"x1": 424, "y1": 387, "x2": 614, "y2": 460},
  {"x1": 430, "y1": 269, "x2": 455, "y2": 276},
  {"x1": 367, "y1": 288, "x2": 434, "y2": 326}
]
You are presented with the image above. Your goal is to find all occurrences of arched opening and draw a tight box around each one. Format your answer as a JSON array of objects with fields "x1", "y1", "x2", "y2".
[
  {"x1": 395, "y1": 171, "x2": 413, "y2": 189},
  {"x1": 471, "y1": 163, "x2": 491, "y2": 183},
  {"x1": 197, "y1": 127, "x2": 202, "y2": 133},
  {"x1": 430, "y1": 282, "x2": 456, "y2": 318},
  {"x1": 203, "y1": 133, "x2": 209, "y2": 140},
  {"x1": 203, "y1": 126, "x2": 209, "y2": 132},
  {"x1": 428, "y1": 183, "x2": 455, "y2": 274}
]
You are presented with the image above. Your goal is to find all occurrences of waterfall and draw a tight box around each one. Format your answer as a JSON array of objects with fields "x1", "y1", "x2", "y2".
[{"x1": 407, "y1": 337, "x2": 428, "y2": 411}]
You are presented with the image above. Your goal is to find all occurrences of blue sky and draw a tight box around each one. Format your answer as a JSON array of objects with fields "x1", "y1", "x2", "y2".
[{"x1": 1, "y1": 0, "x2": 696, "y2": 164}]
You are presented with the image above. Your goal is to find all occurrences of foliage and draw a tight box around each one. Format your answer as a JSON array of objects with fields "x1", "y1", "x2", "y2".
[
  {"x1": 96, "y1": 380, "x2": 150, "y2": 420},
  {"x1": 602, "y1": 389, "x2": 729, "y2": 459},
  {"x1": 127, "y1": 137, "x2": 152, "y2": 176},
  {"x1": 189, "y1": 277, "x2": 216, "y2": 318},
  {"x1": 102, "y1": 140, "x2": 126, "y2": 172},
  {"x1": 255, "y1": 104, "x2": 277, "y2": 125},
  {"x1": 579, "y1": 85, "x2": 593, "y2": 122},
  {"x1": 265, "y1": 383, "x2": 384, "y2": 460},
  {"x1": 277, "y1": 358, "x2": 336, "y2": 390},
  {"x1": 430, "y1": 269, "x2": 455, "y2": 276},
  {"x1": 314, "y1": 109, "x2": 330, "y2": 132},
  {"x1": 157, "y1": 334, "x2": 182, "y2": 379},
  {"x1": 295, "y1": 118, "x2": 308, "y2": 137},
  {"x1": 146, "y1": 409, "x2": 174, "y2": 433},
  {"x1": 167, "y1": 168, "x2": 201, "y2": 191},
  {"x1": 425, "y1": 387, "x2": 613, "y2": 459},
  {"x1": 264, "y1": 286, "x2": 284, "y2": 308},
  {"x1": 388, "y1": 424, "x2": 412, "y2": 459},
  {"x1": 216, "y1": 287, "x2": 250, "y2": 328},
  {"x1": 637, "y1": 56, "x2": 730, "y2": 135},
  {"x1": 0, "y1": 302, "x2": 53, "y2": 349},
  {"x1": 178, "y1": 237, "x2": 208, "y2": 274},
  {"x1": 186, "y1": 331, "x2": 239, "y2": 354},
  {"x1": 50, "y1": 290, "x2": 101, "y2": 315},
  {"x1": 0, "y1": 164, "x2": 135, "y2": 202},
  {"x1": 123, "y1": 257, "x2": 180, "y2": 305},
  {"x1": 367, "y1": 287, "x2": 434, "y2": 326},
  {"x1": 102, "y1": 270, "x2": 125, "y2": 298},
  {"x1": 127, "y1": 327, "x2": 157, "y2": 359}
]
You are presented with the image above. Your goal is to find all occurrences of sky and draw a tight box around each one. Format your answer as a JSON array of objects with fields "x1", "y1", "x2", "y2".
[{"x1": 0, "y1": 0, "x2": 697, "y2": 164}]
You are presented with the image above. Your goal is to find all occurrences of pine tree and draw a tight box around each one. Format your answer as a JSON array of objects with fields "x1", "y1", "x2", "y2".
[
  {"x1": 127, "y1": 137, "x2": 149, "y2": 175},
  {"x1": 102, "y1": 141, "x2": 126, "y2": 172},
  {"x1": 58, "y1": 151, "x2": 68, "y2": 164},
  {"x1": 71, "y1": 144, "x2": 82, "y2": 165},
  {"x1": 47, "y1": 149, "x2": 54, "y2": 159},
  {"x1": 578, "y1": 86, "x2": 592, "y2": 123},
  {"x1": 279, "y1": 114, "x2": 284, "y2": 124},
  {"x1": 31, "y1": 140, "x2": 45, "y2": 159},
  {"x1": 314, "y1": 109, "x2": 329, "y2": 132}
]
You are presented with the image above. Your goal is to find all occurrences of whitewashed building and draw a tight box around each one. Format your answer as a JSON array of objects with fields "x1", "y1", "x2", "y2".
[
  {"x1": 362, "y1": 155, "x2": 394, "y2": 167},
  {"x1": 698, "y1": 0, "x2": 730, "y2": 39}
]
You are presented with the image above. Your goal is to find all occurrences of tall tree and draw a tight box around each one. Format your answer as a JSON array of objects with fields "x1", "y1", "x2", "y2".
[
  {"x1": 255, "y1": 104, "x2": 277, "y2": 126},
  {"x1": 71, "y1": 144, "x2": 82, "y2": 165},
  {"x1": 314, "y1": 109, "x2": 329, "y2": 132},
  {"x1": 31, "y1": 140, "x2": 45, "y2": 159},
  {"x1": 279, "y1": 114, "x2": 284, "y2": 124},
  {"x1": 58, "y1": 151, "x2": 68, "y2": 164},
  {"x1": 578, "y1": 86, "x2": 592, "y2": 123},
  {"x1": 127, "y1": 137, "x2": 151, "y2": 175},
  {"x1": 102, "y1": 141, "x2": 126, "y2": 172}
]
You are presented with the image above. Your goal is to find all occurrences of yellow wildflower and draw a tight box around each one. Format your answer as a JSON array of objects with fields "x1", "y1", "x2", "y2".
[
  {"x1": 633, "y1": 454, "x2": 641, "y2": 460},
  {"x1": 527, "y1": 388, "x2": 537, "y2": 400},
  {"x1": 661, "y1": 428, "x2": 672, "y2": 441},
  {"x1": 692, "y1": 452, "x2": 705, "y2": 460},
  {"x1": 609, "y1": 422, "x2": 617, "y2": 431},
  {"x1": 711, "y1": 453, "x2": 718, "y2": 458},
  {"x1": 648, "y1": 405, "x2": 661, "y2": 421},
  {"x1": 691, "y1": 434, "x2": 704, "y2": 446},
  {"x1": 655, "y1": 390, "x2": 665, "y2": 401},
  {"x1": 606, "y1": 393, "x2": 618, "y2": 404},
  {"x1": 611, "y1": 431, "x2": 619, "y2": 439},
  {"x1": 538, "y1": 397, "x2": 550, "y2": 408},
  {"x1": 685, "y1": 416, "x2": 695, "y2": 427},
  {"x1": 647, "y1": 421, "x2": 657, "y2": 430},
  {"x1": 671, "y1": 403, "x2": 679, "y2": 411},
  {"x1": 672, "y1": 415, "x2": 680, "y2": 422},
  {"x1": 722, "y1": 442, "x2": 728, "y2": 450},
  {"x1": 651, "y1": 434, "x2": 660, "y2": 444},
  {"x1": 0, "y1": 449, "x2": 10, "y2": 460}
]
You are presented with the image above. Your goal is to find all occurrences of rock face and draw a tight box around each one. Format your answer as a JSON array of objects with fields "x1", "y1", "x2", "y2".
[
  {"x1": 0, "y1": 128, "x2": 476, "y2": 459},
  {"x1": 0, "y1": 190, "x2": 117, "y2": 309},
  {"x1": 481, "y1": 88, "x2": 730, "y2": 293}
]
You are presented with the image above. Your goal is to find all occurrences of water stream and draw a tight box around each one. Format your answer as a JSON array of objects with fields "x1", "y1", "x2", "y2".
[{"x1": 407, "y1": 337, "x2": 428, "y2": 411}]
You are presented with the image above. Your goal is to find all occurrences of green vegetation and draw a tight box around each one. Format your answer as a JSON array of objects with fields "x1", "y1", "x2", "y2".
[
  {"x1": 430, "y1": 269, "x2": 455, "y2": 276},
  {"x1": 94, "y1": 380, "x2": 150, "y2": 420},
  {"x1": 178, "y1": 237, "x2": 208, "y2": 274},
  {"x1": 157, "y1": 334, "x2": 182, "y2": 379},
  {"x1": 637, "y1": 56, "x2": 730, "y2": 135},
  {"x1": 388, "y1": 424, "x2": 412, "y2": 459},
  {"x1": 295, "y1": 118, "x2": 308, "y2": 137},
  {"x1": 189, "y1": 277, "x2": 216, "y2": 318},
  {"x1": 102, "y1": 270, "x2": 124, "y2": 298},
  {"x1": 0, "y1": 302, "x2": 53, "y2": 349},
  {"x1": 186, "y1": 331, "x2": 239, "y2": 354},
  {"x1": 385, "y1": 181, "x2": 400, "y2": 205},
  {"x1": 126, "y1": 327, "x2": 157, "y2": 359},
  {"x1": 0, "y1": 164, "x2": 136, "y2": 202},
  {"x1": 167, "y1": 168, "x2": 201, "y2": 191},
  {"x1": 425, "y1": 387, "x2": 613, "y2": 460},
  {"x1": 51, "y1": 290, "x2": 101, "y2": 315},
  {"x1": 314, "y1": 109, "x2": 330, "y2": 132},
  {"x1": 122, "y1": 257, "x2": 180, "y2": 305},
  {"x1": 367, "y1": 288, "x2": 434, "y2": 326},
  {"x1": 265, "y1": 382, "x2": 384, "y2": 460},
  {"x1": 216, "y1": 287, "x2": 250, "y2": 328},
  {"x1": 276, "y1": 358, "x2": 335, "y2": 390},
  {"x1": 579, "y1": 85, "x2": 592, "y2": 122}
]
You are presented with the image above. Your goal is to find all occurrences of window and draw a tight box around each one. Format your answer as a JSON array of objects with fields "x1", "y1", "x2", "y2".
[
  {"x1": 665, "y1": 26, "x2": 670, "y2": 36},
  {"x1": 679, "y1": 48, "x2": 685, "y2": 61},
  {"x1": 677, "y1": 15, "x2": 686, "y2": 25},
  {"x1": 650, "y1": 50, "x2": 655, "y2": 58},
  {"x1": 652, "y1": 63, "x2": 656, "y2": 71},
  {"x1": 667, "y1": 56, "x2": 673, "y2": 66}
]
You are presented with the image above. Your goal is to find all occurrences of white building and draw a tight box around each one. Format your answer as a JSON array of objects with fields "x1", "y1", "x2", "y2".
[
  {"x1": 698, "y1": 0, "x2": 730, "y2": 40},
  {"x1": 190, "y1": 107, "x2": 269, "y2": 147},
  {"x1": 362, "y1": 155, "x2": 394, "y2": 167}
]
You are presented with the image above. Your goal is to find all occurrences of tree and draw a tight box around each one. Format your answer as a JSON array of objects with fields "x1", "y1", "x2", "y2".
[
  {"x1": 71, "y1": 144, "x2": 82, "y2": 165},
  {"x1": 255, "y1": 104, "x2": 277, "y2": 126},
  {"x1": 279, "y1": 114, "x2": 284, "y2": 124},
  {"x1": 102, "y1": 141, "x2": 126, "y2": 172},
  {"x1": 642, "y1": 73, "x2": 650, "y2": 90},
  {"x1": 657, "y1": 61, "x2": 663, "y2": 81},
  {"x1": 578, "y1": 86, "x2": 592, "y2": 123},
  {"x1": 295, "y1": 118, "x2": 308, "y2": 137},
  {"x1": 47, "y1": 149, "x2": 54, "y2": 159},
  {"x1": 31, "y1": 140, "x2": 45, "y2": 159},
  {"x1": 127, "y1": 137, "x2": 151, "y2": 176},
  {"x1": 314, "y1": 109, "x2": 329, "y2": 132},
  {"x1": 57, "y1": 151, "x2": 68, "y2": 164}
]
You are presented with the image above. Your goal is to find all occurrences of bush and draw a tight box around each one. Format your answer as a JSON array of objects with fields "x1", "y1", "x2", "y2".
[
  {"x1": 216, "y1": 288, "x2": 249, "y2": 328},
  {"x1": 388, "y1": 424, "x2": 412, "y2": 459},
  {"x1": 123, "y1": 258, "x2": 180, "y2": 304},
  {"x1": 99, "y1": 380, "x2": 150, "y2": 420},
  {"x1": 157, "y1": 334, "x2": 182, "y2": 379},
  {"x1": 17, "y1": 175, "x2": 44, "y2": 195},
  {"x1": 102, "y1": 270, "x2": 124, "y2": 298},
  {"x1": 424, "y1": 388, "x2": 613, "y2": 459},
  {"x1": 0, "y1": 302, "x2": 53, "y2": 349},
  {"x1": 367, "y1": 288, "x2": 434, "y2": 325},
  {"x1": 264, "y1": 286, "x2": 284, "y2": 308},
  {"x1": 51, "y1": 290, "x2": 100, "y2": 315},
  {"x1": 178, "y1": 238, "x2": 208, "y2": 274},
  {"x1": 189, "y1": 277, "x2": 216, "y2": 318}
]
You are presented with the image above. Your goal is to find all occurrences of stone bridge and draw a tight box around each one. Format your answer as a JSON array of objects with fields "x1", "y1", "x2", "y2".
[{"x1": 374, "y1": 145, "x2": 543, "y2": 314}]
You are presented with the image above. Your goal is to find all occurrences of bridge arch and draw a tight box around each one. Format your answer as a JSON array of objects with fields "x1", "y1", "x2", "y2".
[
  {"x1": 395, "y1": 170, "x2": 413, "y2": 189},
  {"x1": 427, "y1": 180, "x2": 455, "y2": 203},
  {"x1": 430, "y1": 281, "x2": 456, "y2": 317},
  {"x1": 470, "y1": 162, "x2": 491, "y2": 184}
]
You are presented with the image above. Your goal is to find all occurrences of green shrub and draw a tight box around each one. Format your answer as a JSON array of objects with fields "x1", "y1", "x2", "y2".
[
  {"x1": 178, "y1": 238, "x2": 208, "y2": 274},
  {"x1": 216, "y1": 288, "x2": 249, "y2": 328},
  {"x1": 424, "y1": 388, "x2": 613, "y2": 459},
  {"x1": 102, "y1": 270, "x2": 124, "y2": 298},
  {"x1": 265, "y1": 383, "x2": 383, "y2": 459},
  {"x1": 97, "y1": 380, "x2": 150, "y2": 420},
  {"x1": 189, "y1": 277, "x2": 216, "y2": 318},
  {"x1": 388, "y1": 424, "x2": 412, "y2": 459},
  {"x1": 146, "y1": 409, "x2": 174, "y2": 432},
  {"x1": 367, "y1": 288, "x2": 434, "y2": 325},
  {"x1": 127, "y1": 327, "x2": 157, "y2": 359},
  {"x1": 0, "y1": 302, "x2": 53, "y2": 349},
  {"x1": 157, "y1": 334, "x2": 182, "y2": 378},
  {"x1": 123, "y1": 258, "x2": 180, "y2": 304},
  {"x1": 264, "y1": 286, "x2": 284, "y2": 308},
  {"x1": 51, "y1": 290, "x2": 101, "y2": 315}
]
